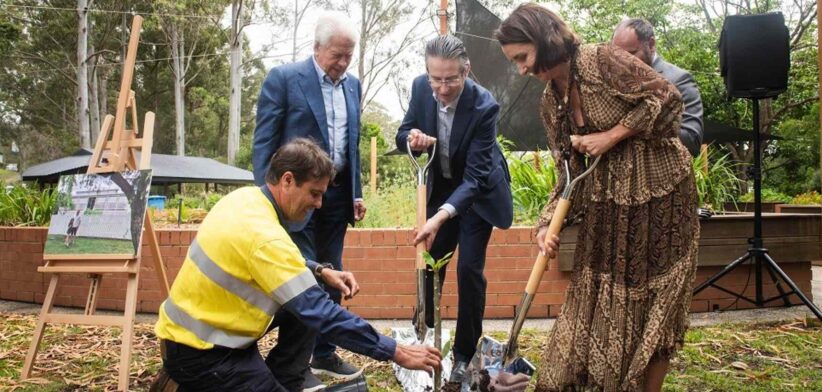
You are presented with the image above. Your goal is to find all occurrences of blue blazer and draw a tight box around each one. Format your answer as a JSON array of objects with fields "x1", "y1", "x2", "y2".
[
  {"x1": 253, "y1": 57, "x2": 362, "y2": 224},
  {"x1": 396, "y1": 76, "x2": 513, "y2": 229}
]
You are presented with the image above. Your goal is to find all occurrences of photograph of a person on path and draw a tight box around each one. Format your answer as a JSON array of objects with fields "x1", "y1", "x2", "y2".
[{"x1": 64, "y1": 209, "x2": 82, "y2": 247}]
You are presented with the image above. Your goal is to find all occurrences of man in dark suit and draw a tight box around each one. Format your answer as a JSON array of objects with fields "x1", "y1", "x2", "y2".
[
  {"x1": 253, "y1": 12, "x2": 366, "y2": 392},
  {"x1": 613, "y1": 18, "x2": 704, "y2": 157},
  {"x1": 396, "y1": 35, "x2": 513, "y2": 383}
]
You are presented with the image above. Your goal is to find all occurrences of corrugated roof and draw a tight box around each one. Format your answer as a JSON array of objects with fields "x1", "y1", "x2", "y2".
[{"x1": 22, "y1": 149, "x2": 253, "y2": 184}]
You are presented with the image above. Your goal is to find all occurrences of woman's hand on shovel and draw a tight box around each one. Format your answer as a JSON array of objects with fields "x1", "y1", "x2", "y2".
[
  {"x1": 536, "y1": 226, "x2": 560, "y2": 260},
  {"x1": 393, "y1": 344, "x2": 442, "y2": 375},
  {"x1": 414, "y1": 210, "x2": 450, "y2": 250}
]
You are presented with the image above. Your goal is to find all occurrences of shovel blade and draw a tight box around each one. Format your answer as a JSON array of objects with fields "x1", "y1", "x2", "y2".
[{"x1": 463, "y1": 336, "x2": 535, "y2": 391}]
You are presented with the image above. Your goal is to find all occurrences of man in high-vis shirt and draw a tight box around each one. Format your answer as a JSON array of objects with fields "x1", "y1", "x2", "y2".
[{"x1": 155, "y1": 138, "x2": 441, "y2": 391}]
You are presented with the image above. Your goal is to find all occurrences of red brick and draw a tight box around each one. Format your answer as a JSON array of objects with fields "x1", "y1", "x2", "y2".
[
  {"x1": 484, "y1": 305, "x2": 514, "y2": 319},
  {"x1": 525, "y1": 304, "x2": 549, "y2": 318},
  {"x1": 139, "y1": 300, "x2": 162, "y2": 313},
  {"x1": 342, "y1": 247, "x2": 364, "y2": 260},
  {"x1": 346, "y1": 306, "x2": 379, "y2": 319},
  {"x1": 381, "y1": 231, "x2": 397, "y2": 246},
  {"x1": 365, "y1": 247, "x2": 397, "y2": 259},
  {"x1": 378, "y1": 307, "x2": 414, "y2": 319}
]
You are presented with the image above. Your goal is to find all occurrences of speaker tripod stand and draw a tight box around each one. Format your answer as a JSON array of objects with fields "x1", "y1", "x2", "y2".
[{"x1": 693, "y1": 98, "x2": 822, "y2": 322}]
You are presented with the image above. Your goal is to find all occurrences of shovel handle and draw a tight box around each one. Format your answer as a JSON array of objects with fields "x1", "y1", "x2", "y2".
[
  {"x1": 525, "y1": 198, "x2": 571, "y2": 294},
  {"x1": 415, "y1": 184, "x2": 427, "y2": 270}
]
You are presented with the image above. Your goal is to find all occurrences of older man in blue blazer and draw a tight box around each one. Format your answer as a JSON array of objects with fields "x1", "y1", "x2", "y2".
[
  {"x1": 253, "y1": 12, "x2": 366, "y2": 392},
  {"x1": 396, "y1": 35, "x2": 513, "y2": 383}
]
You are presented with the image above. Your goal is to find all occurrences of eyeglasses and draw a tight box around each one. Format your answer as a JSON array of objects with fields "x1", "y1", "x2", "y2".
[{"x1": 428, "y1": 75, "x2": 463, "y2": 87}]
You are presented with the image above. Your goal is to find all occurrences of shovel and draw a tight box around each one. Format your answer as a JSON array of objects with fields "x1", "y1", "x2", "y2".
[
  {"x1": 466, "y1": 155, "x2": 602, "y2": 390},
  {"x1": 406, "y1": 137, "x2": 437, "y2": 342},
  {"x1": 391, "y1": 137, "x2": 453, "y2": 391}
]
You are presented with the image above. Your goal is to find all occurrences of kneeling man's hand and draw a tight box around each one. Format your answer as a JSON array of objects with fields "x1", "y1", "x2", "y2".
[
  {"x1": 320, "y1": 270, "x2": 360, "y2": 300},
  {"x1": 393, "y1": 344, "x2": 442, "y2": 375}
]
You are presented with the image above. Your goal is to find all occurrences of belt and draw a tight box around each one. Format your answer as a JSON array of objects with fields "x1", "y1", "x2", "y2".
[{"x1": 330, "y1": 167, "x2": 349, "y2": 187}]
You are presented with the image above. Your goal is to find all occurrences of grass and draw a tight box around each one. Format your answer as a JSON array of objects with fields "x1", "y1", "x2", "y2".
[
  {"x1": 1, "y1": 313, "x2": 820, "y2": 391},
  {"x1": 43, "y1": 235, "x2": 135, "y2": 256},
  {"x1": 0, "y1": 169, "x2": 20, "y2": 184}
]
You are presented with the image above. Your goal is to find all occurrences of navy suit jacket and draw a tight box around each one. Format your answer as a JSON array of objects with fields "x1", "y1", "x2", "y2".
[
  {"x1": 253, "y1": 57, "x2": 362, "y2": 224},
  {"x1": 396, "y1": 76, "x2": 513, "y2": 229}
]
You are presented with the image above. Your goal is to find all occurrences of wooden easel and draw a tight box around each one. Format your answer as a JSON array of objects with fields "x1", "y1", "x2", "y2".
[{"x1": 21, "y1": 15, "x2": 170, "y2": 391}]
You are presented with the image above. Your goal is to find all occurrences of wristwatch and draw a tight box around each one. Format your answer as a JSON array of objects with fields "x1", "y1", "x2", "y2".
[{"x1": 313, "y1": 262, "x2": 334, "y2": 277}]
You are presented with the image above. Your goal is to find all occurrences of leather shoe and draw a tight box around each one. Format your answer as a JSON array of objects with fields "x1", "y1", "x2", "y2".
[{"x1": 449, "y1": 360, "x2": 469, "y2": 383}]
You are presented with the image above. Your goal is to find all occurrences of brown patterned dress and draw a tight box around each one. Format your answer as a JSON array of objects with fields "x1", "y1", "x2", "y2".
[{"x1": 535, "y1": 44, "x2": 700, "y2": 391}]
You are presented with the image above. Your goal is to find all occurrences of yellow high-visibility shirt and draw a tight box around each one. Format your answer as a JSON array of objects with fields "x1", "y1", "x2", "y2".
[{"x1": 154, "y1": 186, "x2": 317, "y2": 349}]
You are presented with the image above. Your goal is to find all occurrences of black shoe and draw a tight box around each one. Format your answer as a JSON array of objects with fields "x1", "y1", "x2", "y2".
[
  {"x1": 302, "y1": 371, "x2": 327, "y2": 392},
  {"x1": 311, "y1": 353, "x2": 363, "y2": 381},
  {"x1": 449, "y1": 360, "x2": 469, "y2": 383}
]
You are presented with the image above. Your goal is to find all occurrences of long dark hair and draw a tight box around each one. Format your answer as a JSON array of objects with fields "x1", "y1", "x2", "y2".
[{"x1": 494, "y1": 3, "x2": 580, "y2": 73}]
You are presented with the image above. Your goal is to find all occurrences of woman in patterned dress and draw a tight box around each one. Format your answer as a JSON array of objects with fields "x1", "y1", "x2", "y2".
[{"x1": 495, "y1": 4, "x2": 700, "y2": 391}]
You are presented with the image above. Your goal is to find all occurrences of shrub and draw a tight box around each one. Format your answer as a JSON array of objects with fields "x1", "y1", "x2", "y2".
[
  {"x1": 738, "y1": 188, "x2": 792, "y2": 203},
  {"x1": 357, "y1": 184, "x2": 416, "y2": 228},
  {"x1": 0, "y1": 182, "x2": 57, "y2": 226},
  {"x1": 790, "y1": 191, "x2": 822, "y2": 205},
  {"x1": 693, "y1": 149, "x2": 743, "y2": 211},
  {"x1": 498, "y1": 136, "x2": 557, "y2": 225}
]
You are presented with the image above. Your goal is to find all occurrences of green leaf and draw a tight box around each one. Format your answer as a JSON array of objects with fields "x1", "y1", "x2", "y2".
[{"x1": 423, "y1": 251, "x2": 436, "y2": 268}]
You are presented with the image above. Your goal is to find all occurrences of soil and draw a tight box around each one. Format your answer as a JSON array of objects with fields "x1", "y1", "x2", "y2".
[
  {"x1": 477, "y1": 369, "x2": 491, "y2": 392},
  {"x1": 441, "y1": 381, "x2": 462, "y2": 392}
]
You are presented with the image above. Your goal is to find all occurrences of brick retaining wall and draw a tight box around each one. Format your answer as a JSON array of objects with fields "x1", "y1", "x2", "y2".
[{"x1": 0, "y1": 226, "x2": 813, "y2": 318}]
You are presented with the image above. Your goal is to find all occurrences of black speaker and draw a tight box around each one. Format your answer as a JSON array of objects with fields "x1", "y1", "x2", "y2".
[{"x1": 719, "y1": 13, "x2": 790, "y2": 98}]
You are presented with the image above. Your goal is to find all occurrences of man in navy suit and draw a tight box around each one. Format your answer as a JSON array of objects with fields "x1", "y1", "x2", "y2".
[
  {"x1": 253, "y1": 12, "x2": 366, "y2": 392},
  {"x1": 396, "y1": 35, "x2": 513, "y2": 383}
]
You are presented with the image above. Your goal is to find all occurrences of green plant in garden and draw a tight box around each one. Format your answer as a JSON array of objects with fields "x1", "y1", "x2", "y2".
[
  {"x1": 790, "y1": 191, "x2": 822, "y2": 205},
  {"x1": 422, "y1": 250, "x2": 454, "y2": 391},
  {"x1": 693, "y1": 148, "x2": 743, "y2": 211},
  {"x1": 0, "y1": 183, "x2": 56, "y2": 226},
  {"x1": 739, "y1": 188, "x2": 792, "y2": 203},
  {"x1": 499, "y1": 136, "x2": 558, "y2": 225}
]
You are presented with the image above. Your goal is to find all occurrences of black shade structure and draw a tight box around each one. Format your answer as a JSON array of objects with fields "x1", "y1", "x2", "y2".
[
  {"x1": 21, "y1": 149, "x2": 254, "y2": 185},
  {"x1": 456, "y1": 0, "x2": 548, "y2": 151},
  {"x1": 703, "y1": 119, "x2": 782, "y2": 144}
]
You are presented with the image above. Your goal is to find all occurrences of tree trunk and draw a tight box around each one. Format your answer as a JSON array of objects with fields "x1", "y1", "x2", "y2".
[
  {"x1": 89, "y1": 45, "x2": 100, "y2": 144},
  {"x1": 99, "y1": 63, "x2": 108, "y2": 121},
  {"x1": 170, "y1": 25, "x2": 186, "y2": 156},
  {"x1": 228, "y1": 0, "x2": 243, "y2": 165},
  {"x1": 358, "y1": 0, "x2": 367, "y2": 107},
  {"x1": 76, "y1": 0, "x2": 91, "y2": 149},
  {"x1": 108, "y1": 171, "x2": 151, "y2": 254}
]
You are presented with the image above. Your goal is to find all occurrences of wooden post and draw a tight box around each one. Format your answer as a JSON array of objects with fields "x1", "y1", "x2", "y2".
[
  {"x1": 439, "y1": 0, "x2": 448, "y2": 35},
  {"x1": 701, "y1": 144, "x2": 709, "y2": 175},
  {"x1": 370, "y1": 137, "x2": 377, "y2": 194}
]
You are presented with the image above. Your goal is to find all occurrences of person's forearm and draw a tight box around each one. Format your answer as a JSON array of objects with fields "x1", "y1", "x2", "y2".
[
  {"x1": 284, "y1": 286, "x2": 396, "y2": 360},
  {"x1": 608, "y1": 123, "x2": 639, "y2": 143}
]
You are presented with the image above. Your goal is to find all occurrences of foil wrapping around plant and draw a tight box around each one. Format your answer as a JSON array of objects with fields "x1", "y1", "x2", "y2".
[
  {"x1": 391, "y1": 327, "x2": 452, "y2": 392},
  {"x1": 463, "y1": 336, "x2": 535, "y2": 392}
]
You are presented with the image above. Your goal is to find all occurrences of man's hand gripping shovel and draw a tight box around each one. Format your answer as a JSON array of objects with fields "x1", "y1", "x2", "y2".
[{"x1": 465, "y1": 154, "x2": 601, "y2": 392}]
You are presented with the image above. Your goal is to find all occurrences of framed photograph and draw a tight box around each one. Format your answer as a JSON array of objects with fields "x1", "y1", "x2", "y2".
[{"x1": 43, "y1": 170, "x2": 153, "y2": 257}]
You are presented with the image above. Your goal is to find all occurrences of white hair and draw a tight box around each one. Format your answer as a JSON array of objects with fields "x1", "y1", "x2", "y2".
[{"x1": 314, "y1": 11, "x2": 359, "y2": 47}]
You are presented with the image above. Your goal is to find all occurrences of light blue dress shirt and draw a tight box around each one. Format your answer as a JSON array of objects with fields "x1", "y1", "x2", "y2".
[{"x1": 312, "y1": 57, "x2": 349, "y2": 171}]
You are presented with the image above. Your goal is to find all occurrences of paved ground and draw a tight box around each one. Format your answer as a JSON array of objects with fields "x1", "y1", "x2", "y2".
[{"x1": 3, "y1": 265, "x2": 820, "y2": 331}]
